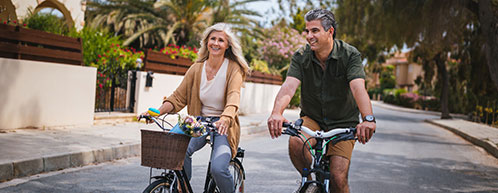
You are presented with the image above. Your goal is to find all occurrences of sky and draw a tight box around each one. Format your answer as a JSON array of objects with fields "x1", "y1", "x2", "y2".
[{"x1": 245, "y1": 0, "x2": 281, "y2": 27}]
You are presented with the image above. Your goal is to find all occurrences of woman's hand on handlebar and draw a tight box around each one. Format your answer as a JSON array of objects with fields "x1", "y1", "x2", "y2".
[
  {"x1": 138, "y1": 112, "x2": 153, "y2": 124},
  {"x1": 214, "y1": 117, "x2": 230, "y2": 136},
  {"x1": 267, "y1": 113, "x2": 287, "y2": 139}
]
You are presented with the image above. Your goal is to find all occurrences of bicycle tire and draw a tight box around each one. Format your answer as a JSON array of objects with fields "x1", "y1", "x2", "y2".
[
  {"x1": 206, "y1": 160, "x2": 245, "y2": 193},
  {"x1": 303, "y1": 184, "x2": 321, "y2": 193},
  {"x1": 143, "y1": 179, "x2": 176, "y2": 193},
  {"x1": 299, "y1": 181, "x2": 325, "y2": 193}
]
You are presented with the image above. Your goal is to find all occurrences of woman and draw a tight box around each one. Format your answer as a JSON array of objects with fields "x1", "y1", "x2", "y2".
[{"x1": 142, "y1": 23, "x2": 249, "y2": 193}]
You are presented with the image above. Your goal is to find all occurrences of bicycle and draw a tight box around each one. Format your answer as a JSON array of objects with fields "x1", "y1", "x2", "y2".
[
  {"x1": 281, "y1": 119, "x2": 356, "y2": 193},
  {"x1": 139, "y1": 113, "x2": 246, "y2": 193}
]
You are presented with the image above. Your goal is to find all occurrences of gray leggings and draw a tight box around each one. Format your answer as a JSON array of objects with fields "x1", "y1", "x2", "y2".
[{"x1": 183, "y1": 132, "x2": 234, "y2": 193}]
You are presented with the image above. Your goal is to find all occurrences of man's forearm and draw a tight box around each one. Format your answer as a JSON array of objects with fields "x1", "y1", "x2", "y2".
[
  {"x1": 272, "y1": 89, "x2": 293, "y2": 115},
  {"x1": 350, "y1": 79, "x2": 373, "y2": 117},
  {"x1": 354, "y1": 89, "x2": 373, "y2": 117},
  {"x1": 272, "y1": 77, "x2": 300, "y2": 115}
]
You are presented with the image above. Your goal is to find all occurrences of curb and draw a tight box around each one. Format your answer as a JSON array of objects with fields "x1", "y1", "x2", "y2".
[
  {"x1": 372, "y1": 101, "x2": 468, "y2": 120},
  {"x1": 424, "y1": 119, "x2": 498, "y2": 159},
  {"x1": 0, "y1": 143, "x2": 140, "y2": 182},
  {"x1": 0, "y1": 125, "x2": 268, "y2": 183}
]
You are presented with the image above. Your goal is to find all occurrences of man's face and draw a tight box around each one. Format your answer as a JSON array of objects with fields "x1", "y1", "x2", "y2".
[{"x1": 304, "y1": 20, "x2": 334, "y2": 51}]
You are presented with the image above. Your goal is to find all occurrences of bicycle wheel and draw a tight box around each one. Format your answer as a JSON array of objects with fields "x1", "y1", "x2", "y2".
[
  {"x1": 206, "y1": 160, "x2": 245, "y2": 193},
  {"x1": 303, "y1": 184, "x2": 321, "y2": 193},
  {"x1": 143, "y1": 179, "x2": 176, "y2": 193},
  {"x1": 299, "y1": 182, "x2": 324, "y2": 193}
]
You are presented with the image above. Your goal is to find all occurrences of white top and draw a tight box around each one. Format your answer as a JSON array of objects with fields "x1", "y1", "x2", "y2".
[{"x1": 200, "y1": 58, "x2": 228, "y2": 116}]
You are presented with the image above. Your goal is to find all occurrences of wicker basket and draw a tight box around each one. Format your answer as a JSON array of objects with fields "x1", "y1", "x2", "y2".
[{"x1": 141, "y1": 129, "x2": 191, "y2": 170}]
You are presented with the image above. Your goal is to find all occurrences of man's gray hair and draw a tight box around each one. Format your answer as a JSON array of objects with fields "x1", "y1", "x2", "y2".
[{"x1": 304, "y1": 9, "x2": 337, "y2": 38}]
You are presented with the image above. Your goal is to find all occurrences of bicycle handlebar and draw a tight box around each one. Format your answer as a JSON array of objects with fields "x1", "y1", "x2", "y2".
[
  {"x1": 139, "y1": 114, "x2": 218, "y2": 132},
  {"x1": 282, "y1": 119, "x2": 356, "y2": 139}
]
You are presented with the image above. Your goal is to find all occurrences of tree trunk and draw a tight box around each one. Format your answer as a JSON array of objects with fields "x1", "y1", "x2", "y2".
[
  {"x1": 435, "y1": 53, "x2": 452, "y2": 119},
  {"x1": 478, "y1": 0, "x2": 498, "y2": 91}
]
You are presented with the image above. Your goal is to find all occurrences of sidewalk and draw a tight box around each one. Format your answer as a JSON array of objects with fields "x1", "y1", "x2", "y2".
[
  {"x1": 0, "y1": 109, "x2": 300, "y2": 182},
  {"x1": 1, "y1": 102, "x2": 497, "y2": 183},
  {"x1": 372, "y1": 100, "x2": 498, "y2": 159}
]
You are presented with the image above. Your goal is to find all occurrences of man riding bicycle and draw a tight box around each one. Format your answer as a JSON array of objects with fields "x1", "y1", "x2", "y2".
[{"x1": 267, "y1": 9, "x2": 376, "y2": 193}]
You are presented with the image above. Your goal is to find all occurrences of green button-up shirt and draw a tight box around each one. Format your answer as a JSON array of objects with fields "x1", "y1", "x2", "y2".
[{"x1": 287, "y1": 39, "x2": 365, "y2": 130}]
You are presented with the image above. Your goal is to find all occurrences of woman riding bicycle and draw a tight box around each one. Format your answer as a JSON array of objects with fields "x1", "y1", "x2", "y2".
[{"x1": 140, "y1": 23, "x2": 249, "y2": 193}]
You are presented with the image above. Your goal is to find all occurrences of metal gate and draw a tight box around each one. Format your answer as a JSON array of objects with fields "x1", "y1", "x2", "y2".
[{"x1": 94, "y1": 70, "x2": 137, "y2": 112}]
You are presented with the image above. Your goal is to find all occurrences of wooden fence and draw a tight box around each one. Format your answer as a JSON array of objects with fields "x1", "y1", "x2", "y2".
[
  {"x1": 0, "y1": 23, "x2": 82, "y2": 65},
  {"x1": 246, "y1": 71, "x2": 282, "y2": 85},
  {"x1": 143, "y1": 50, "x2": 282, "y2": 85}
]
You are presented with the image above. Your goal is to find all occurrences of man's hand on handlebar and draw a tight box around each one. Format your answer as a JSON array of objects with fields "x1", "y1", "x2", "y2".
[
  {"x1": 267, "y1": 113, "x2": 287, "y2": 139},
  {"x1": 355, "y1": 121, "x2": 376, "y2": 144}
]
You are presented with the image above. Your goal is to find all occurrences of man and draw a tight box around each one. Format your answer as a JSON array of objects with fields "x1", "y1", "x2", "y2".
[{"x1": 267, "y1": 9, "x2": 376, "y2": 193}]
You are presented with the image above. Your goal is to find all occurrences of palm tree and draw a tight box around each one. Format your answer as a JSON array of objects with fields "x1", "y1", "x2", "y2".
[
  {"x1": 86, "y1": 0, "x2": 264, "y2": 50},
  {"x1": 153, "y1": 0, "x2": 216, "y2": 46},
  {"x1": 210, "y1": 0, "x2": 264, "y2": 62},
  {"x1": 86, "y1": 0, "x2": 173, "y2": 48}
]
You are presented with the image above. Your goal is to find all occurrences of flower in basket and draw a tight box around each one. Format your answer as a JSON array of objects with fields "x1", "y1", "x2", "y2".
[{"x1": 170, "y1": 114, "x2": 206, "y2": 137}]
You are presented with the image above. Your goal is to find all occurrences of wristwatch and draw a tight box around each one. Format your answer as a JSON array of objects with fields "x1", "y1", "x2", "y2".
[{"x1": 363, "y1": 115, "x2": 376, "y2": 123}]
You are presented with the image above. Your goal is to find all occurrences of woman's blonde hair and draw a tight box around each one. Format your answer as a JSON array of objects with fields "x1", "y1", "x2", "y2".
[{"x1": 196, "y1": 23, "x2": 250, "y2": 78}]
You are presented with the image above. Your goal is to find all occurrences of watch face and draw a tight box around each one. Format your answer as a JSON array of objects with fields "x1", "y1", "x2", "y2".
[{"x1": 365, "y1": 115, "x2": 374, "y2": 122}]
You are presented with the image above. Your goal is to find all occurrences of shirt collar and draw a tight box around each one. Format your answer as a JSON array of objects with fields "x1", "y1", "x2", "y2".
[{"x1": 311, "y1": 39, "x2": 339, "y2": 63}]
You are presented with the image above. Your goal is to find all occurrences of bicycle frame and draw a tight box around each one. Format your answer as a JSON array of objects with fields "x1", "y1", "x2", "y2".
[
  {"x1": 300, "y1": 137, "x2": 330, "y2": 193},
  {"x1": 282, "y1": 119, "x2": 356, "y2": 193}
]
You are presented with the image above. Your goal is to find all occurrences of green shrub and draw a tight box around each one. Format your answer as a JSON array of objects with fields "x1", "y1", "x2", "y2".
[
  {"x1": 289, "y1": 85, "x2": 301, "y2": 108},
  {"x1": 93, "y1": 43, "x2": 144, "y2": 88},
  {"x1": 250, "y1": 59, "x2": 271, "y2": 74},
  {"x1": 380, "y1": 65, "x2": 396, "y2": 90},
  {"x1": 77, "y1": 27, "x2": 122, "y2": 66},
  {"x1": 394, "y1": 88, "x2": 407, "y2": 102},
  {"x1": 24, "y1": 11, "x2": 74, "y2": 36}
]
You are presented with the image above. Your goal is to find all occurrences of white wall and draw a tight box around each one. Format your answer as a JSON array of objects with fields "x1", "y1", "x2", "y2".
[
  {"x1": 134, "y1": 72, "x2": 281, "y2": 116},
  {"x1": 0, "y1": 58, "x2": 96, "y2": 130},
  {"x1": 239, "y1": 82, "x2": 280, "y2": 115},
  {"x1": 134, "y1": 71, "x2": 187, "y2": 115}
]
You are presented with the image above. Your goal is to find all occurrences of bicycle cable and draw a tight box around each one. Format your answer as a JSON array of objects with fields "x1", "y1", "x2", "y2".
[{"x1": 322, "y1": 136, "x2": 337, "y2": 149}]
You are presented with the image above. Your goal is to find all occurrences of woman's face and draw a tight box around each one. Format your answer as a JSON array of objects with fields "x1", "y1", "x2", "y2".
[{"x1": 207, "y1": 31, "x2": 229, "y2": 57}]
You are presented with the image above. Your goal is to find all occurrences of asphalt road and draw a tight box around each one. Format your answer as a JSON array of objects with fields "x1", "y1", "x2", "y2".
[{"x1": 1, "y1": 106, "x2": 498, "y2": 193}]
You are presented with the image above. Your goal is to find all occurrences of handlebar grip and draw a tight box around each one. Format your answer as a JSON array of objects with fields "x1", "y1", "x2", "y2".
[
  {"x1": 282, "y1": 122, "x2": 291, "y2": 127},
  {"x1": 148, "y1": 108, "x2": 160, "y2": 117},
  {"x1": 138, "y1": 115, "x2": 152, "y2": 121}
]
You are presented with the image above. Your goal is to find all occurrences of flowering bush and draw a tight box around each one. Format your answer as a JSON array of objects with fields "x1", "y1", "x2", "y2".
[
  {"x1": 156, "y1": 44, "x2": 198, "y2": 61},
  {"x1": 93, "y1": 43, "x2": 144, "y2": 89},
  {"x1": 259, "y1": 26, "x2": 307, "y2": 71},
  {"x1": 399, "y1": 92, "x2": 419, "y2": 108},
  {"x1": 171, "y1": 115, "x2": 206, "y2": 137}
]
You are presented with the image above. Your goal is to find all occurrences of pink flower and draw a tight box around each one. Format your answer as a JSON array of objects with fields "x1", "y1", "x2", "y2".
[{"x1": 99, "y1": 84, "x2": 103, "y2": 89}]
